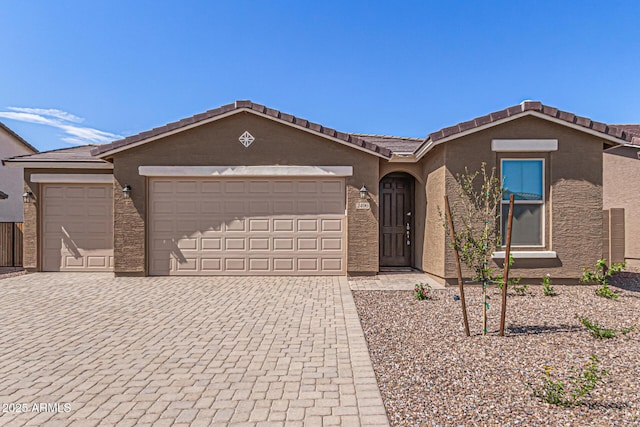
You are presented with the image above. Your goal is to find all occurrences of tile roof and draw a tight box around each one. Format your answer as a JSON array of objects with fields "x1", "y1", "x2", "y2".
[
  {"x1": 92, "y1": 101, "x2": 393, "y2": 158},
  {"x1": 349, "y1": 134, "x2": 423, "y2": 154},
  {"x1": 610, "y1": 125, "x2": 640, "y2": 145},
  {"x1": 6, "y1": 101, "x2": 637, "y2": 164},
  {"x1": 424, "y1": 101, "x2": 638, "y2": 146},
  {"x1": 0, "y1": 121, "x2": 38, "y2": 153},
  {"x1": 3, "y1": 145, "x2": 105, "y2": 163}
]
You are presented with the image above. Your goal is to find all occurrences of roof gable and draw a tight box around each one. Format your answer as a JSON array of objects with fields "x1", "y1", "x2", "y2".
[
  {"x1": 416, "y1": 101, "x2": 636, "y2": 158},
  {"x1": 92, "y1": 101, "x2": 392, "y2": 159}
]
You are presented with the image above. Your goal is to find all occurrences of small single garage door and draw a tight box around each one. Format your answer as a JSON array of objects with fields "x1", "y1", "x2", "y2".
[
  {"x1": 42, "y1": 184, "x2": 114, "y2": 271},
  {"x1": 149, "y1": 178, "x2": 346, "y2": 275}
]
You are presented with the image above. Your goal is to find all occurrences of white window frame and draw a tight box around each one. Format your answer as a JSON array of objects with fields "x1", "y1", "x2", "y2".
[{"x1": 500, "y1": 158, "x2": 545, "y2": 248}]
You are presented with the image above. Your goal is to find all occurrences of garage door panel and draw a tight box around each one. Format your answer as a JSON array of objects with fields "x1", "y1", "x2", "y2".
[
  {"x1": 65, "y1": 187, "x2": 87, "y2": 198},
  {"x1": 273, "y1": 200, "x2": 295, "y2": 213},
  {"x1": 201, "y1": 201, "x2": 223, "y2": 214},
  {"x1": 87, "y1": 187, "x2": 109, "y2": 198},
  {"x1": 298, "y1": 258, "x2": 319, "y2": 271},
  {"x1": 321, "y1": 238, "x2": 343, "y2": 251},
  {"x1": 176, "y1": 201, "x2": 198, "y2": 214},
  {"x1": 224, "y1": 238, "x2": 246, "y2": 250},
  {"x1": 225, "y1": 258, "x2": 246, "y2": 271},
  {"x1": 175, "y1": 258, "x2": 198, "y2": 271},
  {"x1": 273, "y1": 258, "x2": 294, "y2": 271},
  {"x1": 297, "y1": 181, "x2": 318, "y2": 193},
  {"x1": 201, "y1": 238, "x2": 222, "y2": 250},
  {"x1": 224, "y1": 201, "x2": 247, "y2": 214},
  {"x1": 249, "y1": 200, "x2": 271, "y2": 214},
  {"x1": 149, "y1": 178, "x2": 345, "y2": 275},
  {"x1": 201, "y1": 181, "x2": 222, "y2": 193},
  {"x1": 151, "y1": 180, "x2": 174, "y2": 193},
  {"x1": 249, "y1": 258, "x2": 270, "y2": 271},
  {"x1": 322, "y1": 258, "x2": 343, "y2": 271},
  {"x1": 42, "y1": 184, "x2": 113, "y2": 272},
  {"x1": 87, "y1": 256, "x2": 109, "y2": 268},
  {"x1": 44, "y1": 186, "x2": 65, "y2": 197},
  {"x1": 249, "y1": 181, "x2": 270, "y2": 193},
  {"x1": 64, "y1": 256, "x2": 84, "y2": 268},
  {"x1": 297, "y1": 219, "x2": 318, "y2": 232},
  {"x1": 176, "y1": 238, "x2": 198, "y2": 250},
  {"x1": 297, "y1": 238, "x2": 318, "y2": 251},
  {"x1": 249, "y1": 219, "x2": 270, "y2": 232},
  {"x1": 249, "y1": 238, "x2": 270, "y2": 250},
  {"x1": 226, "y1": 219, "x2": 246, "y2": 231},
  {"x1": 175, "y1": 181, "x2": 198, "y2": 193},
  {"x1": 322, "y1": 219, "x2": 343, "y2": 232},
  {"x1": 273, "y1": 238, "x2": 294, "y2": 250},
  {"x1": 225, "y1": 181, "x2": 246, "y2": 193}
]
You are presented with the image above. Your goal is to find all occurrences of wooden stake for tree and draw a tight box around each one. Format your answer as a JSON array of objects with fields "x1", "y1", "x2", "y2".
[
  {"x1": 499, "y1": 194, "x2": 515, "y2": 336},
  {"x1": 482, "y1": 275, "x2": 488, "y2": 336},
  {"x1": 444, "y1": 195, "x2": 470, "y2": 337}
]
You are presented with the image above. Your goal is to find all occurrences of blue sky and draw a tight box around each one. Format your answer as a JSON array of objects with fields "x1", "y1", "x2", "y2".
[{"x1": 1, "y1": 1, "x2": 638, "y2": 152}]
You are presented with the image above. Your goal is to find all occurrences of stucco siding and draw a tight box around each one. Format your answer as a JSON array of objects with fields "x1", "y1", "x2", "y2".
[
  {"x1": 420, "y1": 146, "x2": 446, "y2": 279},
  {"x1": 110, "y1": 113, "x2": 380, "y2": 275},
  {"x1": 604, "y1": 146, "x2": 640, "y2": 269},
  {"x1": 439, "y1": 115, "x2": 605, "y2": 282},
  {"x1": 0, "y1": 132, "x2": 34, "y2": 222}
]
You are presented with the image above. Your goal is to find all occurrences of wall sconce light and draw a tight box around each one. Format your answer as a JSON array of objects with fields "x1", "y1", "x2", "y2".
[
  {"x1": 122, "y1": 185, "x2": 132, "y2": 199},
  {"x1": 23, "y1": 191, "x2": 33, "y2": 203},
  {"x1": 359, "y1": 185, "x2": 368, "y2": 199}
]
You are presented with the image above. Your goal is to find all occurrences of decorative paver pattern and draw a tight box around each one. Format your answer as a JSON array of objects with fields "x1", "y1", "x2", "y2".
[
  {"x1": 0, "y1": 273, "x2": 388, "y2": 426},
  {"x1": 349, "y1": 272, "x2": 446, "y2": 291}
]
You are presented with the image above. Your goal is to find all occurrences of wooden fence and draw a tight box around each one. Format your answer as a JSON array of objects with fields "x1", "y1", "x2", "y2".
[{"x1": 0, "y1": 222, "x2": 23, "y2": 267}]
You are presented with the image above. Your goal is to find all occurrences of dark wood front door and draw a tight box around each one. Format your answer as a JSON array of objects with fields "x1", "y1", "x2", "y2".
[{"x1": 380, "y1": 175, "x2": 413, "y2": 267}]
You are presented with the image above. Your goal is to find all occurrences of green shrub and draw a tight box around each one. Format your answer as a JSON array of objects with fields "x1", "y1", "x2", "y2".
[
  {"x1": 576, "y1": 315, "x2": 617, "y2": 339},
  {"x1": 542, "y1": 274, "x2": 556, "y2": 296},
  {"x1": 414, "y1": 283, "x2": 431, "y2": 301},
  {"x1": 581, "y1": 259, "x2": 625, "y2": 300},
  {"x1": 533, "y1": 355, "x2": 608, "y2": 406}
]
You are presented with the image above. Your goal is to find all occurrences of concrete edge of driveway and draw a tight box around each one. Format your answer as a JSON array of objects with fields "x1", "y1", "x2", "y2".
[{"x1": 337, "y1": 276, "x2": 390, "y2": 427}]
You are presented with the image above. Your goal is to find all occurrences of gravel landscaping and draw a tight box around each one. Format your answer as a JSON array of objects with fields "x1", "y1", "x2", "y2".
[{"x1": 354, "y1": 274, "x2": 640, "y2": 426}]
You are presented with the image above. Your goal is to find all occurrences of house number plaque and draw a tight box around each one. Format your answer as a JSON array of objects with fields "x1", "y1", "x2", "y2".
[{"x1": 356, "y1": 202, "x2": 370, "y2": 210}]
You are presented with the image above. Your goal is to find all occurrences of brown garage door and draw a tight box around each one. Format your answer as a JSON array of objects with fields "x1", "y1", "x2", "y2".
[
  {"x1": 42, "y1": 184, "x2": 114, "y2": 271},
  {"x1": 149, "y1": 178, "x2": 346, "y2": 275}
]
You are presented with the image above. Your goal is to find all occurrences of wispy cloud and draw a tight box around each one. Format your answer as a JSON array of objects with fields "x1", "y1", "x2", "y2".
[
  {"x1": 0, "y1": 107, "x2": 121, "y2": 145},
  {"x1": 7, "y1": 107, "x2": 84, "y2": 123}
]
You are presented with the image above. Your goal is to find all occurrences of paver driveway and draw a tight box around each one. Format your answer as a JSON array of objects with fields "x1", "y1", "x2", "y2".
[{"x1": 0, "y1": 274, "x2": 389, "y2": 426}]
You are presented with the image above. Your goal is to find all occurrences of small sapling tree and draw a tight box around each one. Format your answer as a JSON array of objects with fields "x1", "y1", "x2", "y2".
[{"x1": 441, "y1": 162, "x2": 504, "y2": 335}]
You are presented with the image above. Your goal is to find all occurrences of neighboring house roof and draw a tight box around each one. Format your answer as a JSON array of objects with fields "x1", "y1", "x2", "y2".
[
  {"x1": 92, "y1": 100, "x2": 394, "y2": 159},
  {"x1": 415, "y1": 101, "x2": 637, "y2": 158},
  {"x1": 0, "y1": 121, "x2": 38, "y2": 153},
  {"x1": 0, "y1": 191, "x2": 7, "y2": 199},
  {"x1": 2, "y1": 145, "x2": 112, "y2": 169},
  {"x1": 610, "y1": 125, "x2": 640, "y2": 145},
  {"x1": 350, "y1": 134, "x2": 423, "y2": 154}
]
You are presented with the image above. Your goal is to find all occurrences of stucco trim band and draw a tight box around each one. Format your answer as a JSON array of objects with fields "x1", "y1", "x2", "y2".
[
  {"x1": 138, "y1": 165, "x2": 354, "y2": 177},
  {"x1": 492, "y1": 251, "x2": 557, "y2": 259},
  {"x1": 31, "y1": 174, "x2": 114, "y2": 183},
  {"x1": 492, "y1": 139, "x2": 558, "y2": 152}
]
